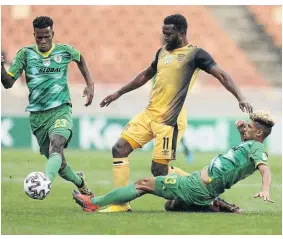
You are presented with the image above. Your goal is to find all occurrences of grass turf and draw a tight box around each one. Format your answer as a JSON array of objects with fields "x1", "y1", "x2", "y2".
[{"x1": 1, "y1": 149, "x2": 282, "y2": 235}]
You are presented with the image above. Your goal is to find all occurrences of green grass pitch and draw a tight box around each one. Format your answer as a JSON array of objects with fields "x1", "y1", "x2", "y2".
[{"x1": 1, "y1": 149, "x2": 282, "y2": 235}]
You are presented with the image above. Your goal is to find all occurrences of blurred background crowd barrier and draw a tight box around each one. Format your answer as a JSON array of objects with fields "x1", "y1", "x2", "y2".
[{"x1": 1, "y1": 5, "x2": 282, "y2": 155}]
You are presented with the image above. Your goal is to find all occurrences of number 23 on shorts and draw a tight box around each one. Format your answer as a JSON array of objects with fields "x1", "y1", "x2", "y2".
[
  {"x1": 164, "y1": 175, "x2": 177, "y2": 184},
  {"x1": 55, "y1": 119, "x2": 67, "y2": 128}
]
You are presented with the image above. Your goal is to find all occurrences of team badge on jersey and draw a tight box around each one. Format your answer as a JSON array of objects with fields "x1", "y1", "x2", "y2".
[
  {"x1": 54, "y1": 55, "x2": 62, "y2": 63},
  {"x1": 177, "y1": 54, "x2": 185, "y2": 62},
  {"x1": 42, "y1": 58, "x2": 51, "y2": 67},
  {"x1": 164, "y1": 55, "x2": 173, "y2": 64}
]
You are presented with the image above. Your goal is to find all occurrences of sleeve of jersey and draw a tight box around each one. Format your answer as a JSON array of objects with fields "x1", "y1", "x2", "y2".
[
  {"x1": 7, "y1": 49, "x2": 26, "y2": 80},
  {"x1": 150, "y1": 48, "x2": 162, "y2": 71},
  {"x1": 65, "y1": 45, "x2": 81, "y2": 62},
  {"x1": 194, "y1": 48, "x2": 216, "y2": 73},
  {"x1": 249, "y1": 143, "x2": 268, "y2": 168}
]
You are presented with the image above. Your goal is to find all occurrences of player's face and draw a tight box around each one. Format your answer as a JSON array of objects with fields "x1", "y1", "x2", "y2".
[
  {"x1": 34, "y1": 27, "x2": 54, "y2": 52},
  {"x1": 243, "y1": 121, "x2": 262, "y2": 141},
  {"x1": 162, "y1": 25, "x2": 180, "y2": 51}
]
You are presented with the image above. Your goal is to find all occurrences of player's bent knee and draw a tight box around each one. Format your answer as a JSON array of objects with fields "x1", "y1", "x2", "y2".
[
  {"x1": 49, "y1": 135, "x2": 67, "y2": 154},
  {"x1": 134, "y1": 178, "x2": 149, "y2": 187},
  {"x1": 151, "y1": 161, "x2": 169, "y2": 176},
  {"x1": 112, "y1": 139, "x2": 133, "y2": 158},
  {"x1": 134, "y1": 178, "x2": 155, "y2": 195}
]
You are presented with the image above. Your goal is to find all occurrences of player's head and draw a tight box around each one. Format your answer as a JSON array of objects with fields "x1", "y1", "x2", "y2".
[
  {"x1": 243, "y1": 110, "x2": 275, "y2": 142},
  {"x1": 163, "y1": 14, "x2": 188, "y2": 50},
  {"x1": 33, "y1": 16, "x2": 54, "y2": 52}
]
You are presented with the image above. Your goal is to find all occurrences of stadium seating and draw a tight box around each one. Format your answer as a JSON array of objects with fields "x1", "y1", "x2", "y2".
[
  {"x1": 248, "y1": 6, "x2": 282, "y2": 48},
  {"x1": 2, "y1": 6, "x2": 269, "y2": 87}
]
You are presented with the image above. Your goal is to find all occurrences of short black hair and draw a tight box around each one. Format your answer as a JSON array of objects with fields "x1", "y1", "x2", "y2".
[
  {"x1": 33, "y1": 16, "x2": 53, "y2": 29},
  {"x1": 254, "y1": 121, "x2": 272, "y2": 139},
  {"x1": 164, "y1": 14, "x2": 188, "y2": 33}
]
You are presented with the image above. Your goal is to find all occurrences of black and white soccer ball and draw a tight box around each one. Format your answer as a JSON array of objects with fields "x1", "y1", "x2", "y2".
[{"x1": 24, "y1": 172, "x2": 51, "y2": 200}]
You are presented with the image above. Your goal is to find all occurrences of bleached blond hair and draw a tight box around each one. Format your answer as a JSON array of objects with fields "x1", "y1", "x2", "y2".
[{"x1": 249, "y1": 110, "x2": 275, "y2": 138}]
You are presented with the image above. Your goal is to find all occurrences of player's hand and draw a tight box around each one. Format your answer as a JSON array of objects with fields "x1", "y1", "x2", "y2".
[
  {"x1": 235, "y1": 120, "x2": 247, "y2": 133},
  {"x1": 239, "y1": 100, "x2": 253, "y2": 113},
  {"x1": 254, "y1": 191, "x2": 274, "y2": 203},
  {"x1": 82, "y1": 84, "x2": 94, "y2": 107},
  {"x1": 100, "y1": 91, "x2": 121, "y2": 107},
  {"x1": 1, "y1": 55, "x2": 5, "y2": 66}
]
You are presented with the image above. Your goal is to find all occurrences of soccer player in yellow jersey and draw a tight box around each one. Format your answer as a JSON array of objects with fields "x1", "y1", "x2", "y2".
[{"x1": 99, "y1": 14, "x2": 253, "y2": 212}]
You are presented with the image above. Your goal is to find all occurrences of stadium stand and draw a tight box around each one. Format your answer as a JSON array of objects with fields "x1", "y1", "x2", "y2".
[
  {"x1": 2, "y1": 6, "x2": 270, "y2": 87},
  {"x1": 248, "y1": 6, "x2": 282, "y2": 48}
]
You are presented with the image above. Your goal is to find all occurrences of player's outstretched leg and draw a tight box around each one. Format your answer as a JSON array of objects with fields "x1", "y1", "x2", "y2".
[
  {"x1": 45, "y1": 135, "x2": 67, "y2": 183},
  {"x1": 46, "y1": 134, "x2": 93, "y2": 196},
  {"x1": 72, "y1": 190, "x2": 99, "y2": 212},
  {"x1": 73, "y1": 178, "x2": 157, "y2": 213}
]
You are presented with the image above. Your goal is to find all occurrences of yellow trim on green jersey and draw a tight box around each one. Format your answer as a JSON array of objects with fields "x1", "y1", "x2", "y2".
[
  {"x1": 7, "y1": 71, "x2": 15, "y2": 77},
  {"x1": 35, "y1": 43, "x2": 55, "y2": 58}
]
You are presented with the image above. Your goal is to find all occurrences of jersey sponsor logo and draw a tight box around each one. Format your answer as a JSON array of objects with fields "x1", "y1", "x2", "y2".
[
  {"x1": 42, "y1": 58, "x2": 51, "y2": 67},
  {"x1": 39, "y1": 68, "x2": 62, "y2": 73},
  {"x1": 54, "y1": 55, "x2": 62, "y2": 63},
  {"x1": 164, "y1": 55, "x2": 173, "y2": 64},
  {"x1": 177, "y1": 54, "x2": 185, "y2": 62}
]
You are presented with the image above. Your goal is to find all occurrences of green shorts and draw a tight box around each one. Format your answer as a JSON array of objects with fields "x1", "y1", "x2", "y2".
[
  {"x1": 29, "y1": 104, "x2": 73, "y2": 158},
  {"x1": 155, "y1": 172, "x2": 216, "y2": 207}
]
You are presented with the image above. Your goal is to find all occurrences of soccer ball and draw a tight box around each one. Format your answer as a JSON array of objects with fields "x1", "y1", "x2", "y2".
[{"x1": 24, "y1": 172, "x2": 51, "y2": 200}]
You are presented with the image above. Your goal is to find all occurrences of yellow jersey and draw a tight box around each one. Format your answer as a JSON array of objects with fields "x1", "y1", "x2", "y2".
[{"x1": 146, "y1": 44, "x2": 216, "y2": 126}]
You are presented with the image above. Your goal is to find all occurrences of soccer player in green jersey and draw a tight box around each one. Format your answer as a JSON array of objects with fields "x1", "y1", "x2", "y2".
[
  {"x1": 72, "y1": 110, "x2": 275, "y2": 212},
  {"x1": 1, "y1": 16, "x2": 94, "y2": 197}
]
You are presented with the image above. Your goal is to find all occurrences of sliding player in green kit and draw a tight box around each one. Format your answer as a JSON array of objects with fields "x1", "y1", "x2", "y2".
[
  {"x1": 72, "y1": 110, "x2": 275, "y2": 212},
  {"x1": 1, "y1": 16, "x2": 94, "y2": 197}
]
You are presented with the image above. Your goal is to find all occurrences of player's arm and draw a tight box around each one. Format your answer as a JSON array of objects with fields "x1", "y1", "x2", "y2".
[
  {"x1": 75, "y1": 54, "x2": 94, "y2": 107},
  {"x1": 195, "y1": 49, "x2": 253, "y2": 113},
  {"x1": 1, "y1": 56, "x2": 16, "y2": 89},
  {"x1": 235, "y1": 120, "x2": 247, "y2": 141},
  {"x1": 100, "y1": 49, "x2": 160, "y2": 107},
  {"x1": 254, "y1": 163, "x2": 274, "y2": 203}
]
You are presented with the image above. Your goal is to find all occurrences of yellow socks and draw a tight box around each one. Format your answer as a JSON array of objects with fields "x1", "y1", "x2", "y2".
[{"x1": 113, "y1": 158, "x2": 129, "y2": 187}]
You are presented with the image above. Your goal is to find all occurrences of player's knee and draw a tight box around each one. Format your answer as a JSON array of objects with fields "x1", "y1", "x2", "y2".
[
  {"x1": 134, "y1": 178, "x2": 151, "y2": 194},
  {"x1": 151, "y1": 161, "x2": 168, "y2": 176},
  {"x1": 112, "y1": 140, "x2": 132, "y2": 158},
  {"x1": 49, "y1": 135, "x2": 66, "y2": 154}
]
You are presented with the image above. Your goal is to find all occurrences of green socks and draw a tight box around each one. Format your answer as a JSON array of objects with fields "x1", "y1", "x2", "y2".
[
  {"x1": 59, "y1": 164, "x2": 82, "y2": 187},
  {"x1": 45, "y1": 153, "x2": 62, "y2": 183},
  {"x1": 91, "y1": 183, "x2": 139, "y2": 207},
  {"x1": 45, "y1": 153, "x2": 82, "y2": 187}
]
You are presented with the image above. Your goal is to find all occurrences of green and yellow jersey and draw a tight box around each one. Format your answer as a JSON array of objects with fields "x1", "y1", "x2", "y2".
[
  {"x1": 8, "y1": 43, "x2": 80, "y2": 112},
  {"x1": 207, "y1": 140, "x2": 268, "y2": 196}
]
